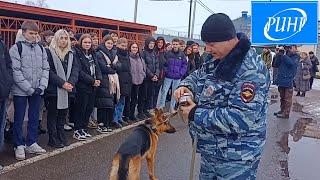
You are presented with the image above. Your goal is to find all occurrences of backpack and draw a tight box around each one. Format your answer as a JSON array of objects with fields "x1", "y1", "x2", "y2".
[{"x1": 16, "y1": 41, "x2": 44, "y2": 58}]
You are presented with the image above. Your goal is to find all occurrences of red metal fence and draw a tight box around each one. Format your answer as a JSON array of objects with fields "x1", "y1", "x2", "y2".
[{"x1": 0, "y1": 16, "x2": 150, "y2": 48}]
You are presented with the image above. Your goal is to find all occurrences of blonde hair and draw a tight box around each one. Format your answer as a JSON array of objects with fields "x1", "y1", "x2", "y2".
[
  {"x1": 15, "y1": 29, "x2": 23, "y2": 43},
  {"x1": 49, "y1": 29, "x2": 71, "y2": 60}
]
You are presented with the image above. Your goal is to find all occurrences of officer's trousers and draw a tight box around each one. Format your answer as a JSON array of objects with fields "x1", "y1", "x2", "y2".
[{"x1": 199, "y1": 153, "x2": 260, "y2": 180}]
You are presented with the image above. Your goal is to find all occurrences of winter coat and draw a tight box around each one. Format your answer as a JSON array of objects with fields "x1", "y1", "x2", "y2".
[
  {"x1": 75, "y1": 46, "x2": 102, "y2": 94},
  {"x1": 310, "y1": 56, "x2": 319, "y2": 78},
  {"x1": 274, "y1": 52, "x2": 299, "y2": 88},
  {"x1": 142, "y1": 37, "x2": 159, "y2": 79},
  {"x1": 155, "y1": 48, "x2": 166, "y2": 86},
  {"x1": 164, "y1": 50, "x2": 188, "y2": 80},
  {"x1": 179, "y1": 34, "x2": 270, "y2": 166},
  {"x1": 115, "y1": 48, "x2": 132, "y2": 97},
  {"x1": 9, "y1": 36, "x2": 50, "y2": 96},
  {"x1": 129, "y1": 52, "x2": 146, "y2": 85},
  {"x1": 199, "y1": 52, "x2": 208, "y2": 69},
  {"x1": 45, "y1": 49, "x2": 79, "y2": 98},
  {"x1": 95, "y1": 45, "x2": 116, "y2": 108},
  {"x1": 194, "y1": 52, "x2": 203, "y2": 69},
  {"x1": 0, "y1": 39, "x2": 13, "y2": 101},
  {"x1": 155, "y1": 37, "x2": 166, "y2": 85},
  {"x1": 294, "y1": 59, "x2": 312, "y2": 92},
  {"x1": 184, "y1": 54, "x2": 196, "y2": 79}
]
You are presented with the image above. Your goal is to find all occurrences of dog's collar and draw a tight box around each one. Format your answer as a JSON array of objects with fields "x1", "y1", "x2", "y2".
[{"x1": 149, "y1": 115, "x2": 171, "y2": 134}]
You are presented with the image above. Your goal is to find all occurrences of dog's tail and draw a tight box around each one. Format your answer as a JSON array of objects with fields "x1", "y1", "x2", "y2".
[{"x1": 118, "y1": 155, "x2": 130, "y2": 180}]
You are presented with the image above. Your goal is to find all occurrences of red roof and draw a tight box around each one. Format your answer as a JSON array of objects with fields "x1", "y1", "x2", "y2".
[{"x1": 0, "y1": 1, "x2": 157, "y2": 31}]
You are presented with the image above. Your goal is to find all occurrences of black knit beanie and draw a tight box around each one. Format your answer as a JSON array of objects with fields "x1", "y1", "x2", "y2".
[{"x1": 201, "y1": 13, "x2": 236, "y2": 43}]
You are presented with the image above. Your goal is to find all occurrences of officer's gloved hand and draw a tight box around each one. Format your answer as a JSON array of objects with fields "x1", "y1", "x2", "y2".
[{"x1": 32, "y1": 88, "x2": 42, "y2": 96}]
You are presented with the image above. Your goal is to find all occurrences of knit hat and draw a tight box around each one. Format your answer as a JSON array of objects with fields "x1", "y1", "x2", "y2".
[
  {"x1": 201, "y1": 13, "x2": 236, "y2": 43},
  {"x1": 102, "y1": 30, "x2": 110, "y2": 37},
  {"x1": 187, "y1": 40, "x2": 195, "y2": 46}
]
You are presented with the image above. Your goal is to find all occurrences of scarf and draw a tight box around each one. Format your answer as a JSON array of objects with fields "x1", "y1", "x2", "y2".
[
  {"x1": 99, "y1": 50, "x2": 120, "y2": 101},
  {"x1": 50, "y1": 48, "x2": 73, "y2": 109}
]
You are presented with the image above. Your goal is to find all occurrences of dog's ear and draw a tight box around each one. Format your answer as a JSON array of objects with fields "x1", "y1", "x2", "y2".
[{"x1": 158, "y1": 108, "x2": 164, "y2": 115}]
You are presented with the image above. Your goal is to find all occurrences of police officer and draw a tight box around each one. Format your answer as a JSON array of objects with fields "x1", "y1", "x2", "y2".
[{"x1": 174, "y1": 13, "x2": 270, "y2": 179}]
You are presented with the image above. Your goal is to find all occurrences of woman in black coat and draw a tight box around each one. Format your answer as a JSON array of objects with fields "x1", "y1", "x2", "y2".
[
  {"x1": 183, "y1": 45, "x2": 196, "y2": 79},
  {"x1": 113, "y1": 38, "x2": 132, "y2": 126},
  {"x1": 73, "y1": 34, "x2": 102, "y2": 141},
  {"x1": 45, "y1": 29, "x2": 79, "y2": 148},
  {"x1": 95, "y1": 35, "x2": 118, "y2": 132}
]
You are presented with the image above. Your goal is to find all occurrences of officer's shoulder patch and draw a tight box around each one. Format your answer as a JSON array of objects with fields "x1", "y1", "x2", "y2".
[{"x1": 240, "y1": 82, "x2": 256, "y2": 103}]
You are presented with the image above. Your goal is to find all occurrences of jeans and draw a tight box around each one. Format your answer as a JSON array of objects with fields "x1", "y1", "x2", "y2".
[
  {"x1": 13, "y1": 95, "x2": 41, "y2": 147},
  {"x1": 157, "y1": 78, "x2": 181, "y2": 111},
  {"x1": 113, "y1": 96, "x2": 125, "y2": 123},
  {"x1": 278, "y1": 87, "x2": 293, "y2": 116},
  {"x1": 0, "y1": 99, "x2": 7, "y2": 150}
]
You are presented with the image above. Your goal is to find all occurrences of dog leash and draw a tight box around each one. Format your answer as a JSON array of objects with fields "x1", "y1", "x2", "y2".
[
  {"x1": 175, "y1": 105, "x2": 197, "y2": 180},
  {"x1": 189, "y1": 137, "x2": 197, "y2": 180}
]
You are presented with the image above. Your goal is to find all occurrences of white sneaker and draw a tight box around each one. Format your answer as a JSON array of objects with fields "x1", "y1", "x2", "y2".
[
  {"x1": 98, "y1": 122, "x2": 104, "y2": 127},
  {"x1": 25, "y1": 143, "x2": 46, "y2": 155},
  {"x1": 64, "y1": 124, "x2": 72, "y2": 131},
  {"x1": 14, "y1": 145, "x2": 25, "y2": 161},
  {"x1": 107, "y1": 127, "x2": 113, "y2": 132},
  {"x1": 73, "y1": 130, "x2": 86, "y2": 141},
  {"x1": 81, "y1": 129, "x2": 92, "y2": 138},
  {"x1": 97, "y1": 126, "x2": 108, "y2": 134}
]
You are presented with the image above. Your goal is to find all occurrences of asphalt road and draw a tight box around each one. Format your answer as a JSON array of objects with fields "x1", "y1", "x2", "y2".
[
  {"x1": 0, "y1": 116, "x2": 200, "y2": 180},
  {"x1": 1, "y1": 80, "x2": 320, "y2": 180}
]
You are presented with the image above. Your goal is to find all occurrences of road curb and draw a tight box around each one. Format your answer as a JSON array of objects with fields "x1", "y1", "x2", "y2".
[{"x1": 0, "y1": 119, "x2": 147, "y2": 174}]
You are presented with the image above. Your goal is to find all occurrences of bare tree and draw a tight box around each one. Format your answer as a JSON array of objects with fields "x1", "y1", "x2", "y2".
[{"x1": 24, "y1": 0, "x2": 48, "y2": 8}]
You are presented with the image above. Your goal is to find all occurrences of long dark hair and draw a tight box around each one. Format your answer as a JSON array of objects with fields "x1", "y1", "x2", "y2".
[
  {"x1": 78, "y1": 33, "x2": 94, "y2": 55},
  {"x1": 129, "y1": 42, "x2": 140, "y2": 54}
]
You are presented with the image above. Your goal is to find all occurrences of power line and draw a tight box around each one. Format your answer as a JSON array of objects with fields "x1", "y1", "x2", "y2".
[{"x1": 197, "y1": 0, "x2": 214, "y2": 14}]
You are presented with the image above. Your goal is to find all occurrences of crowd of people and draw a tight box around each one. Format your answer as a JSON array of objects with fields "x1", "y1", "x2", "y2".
[
  {"x1": 0, "y1": 20, "x2": 205, "y2": 164},
  {"x1": 0, "y1": 18, "x2": 319, "y2": 172},
  {"x1": 261, "y1": 46, "x2": 319, "y2": 119}
]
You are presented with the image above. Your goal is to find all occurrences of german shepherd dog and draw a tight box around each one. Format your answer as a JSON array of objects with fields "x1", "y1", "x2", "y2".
[{"x1": 109, "y1": 108, "x2": 177, "y2": 180}]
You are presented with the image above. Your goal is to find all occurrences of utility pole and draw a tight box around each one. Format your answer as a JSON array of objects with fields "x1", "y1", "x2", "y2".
[
  {"x1": 134, "y1": 0, "x2": 138, "y2": 23},
  {"x1": 190, "y1": 0, "x2": 197, "y2": 38},
  {"x1": 187, "y1": 0, "x2": 193, "y2": 38}
]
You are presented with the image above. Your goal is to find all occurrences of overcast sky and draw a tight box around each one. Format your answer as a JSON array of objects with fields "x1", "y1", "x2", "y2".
[
  {"x1": 44, "y1": 0, "x2": 253, "y2": 35},
  {"x1": 16, "y1": 0, "x2": 317, "y2": 36}
]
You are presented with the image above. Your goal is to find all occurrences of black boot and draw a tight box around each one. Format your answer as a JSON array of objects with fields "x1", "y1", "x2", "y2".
[
  {"x1": 301, "y1": 92, "x2": 306, "y2": 97},
  {"x1": 296, "y1": 92, "x2": 300, "y2": 96}
]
